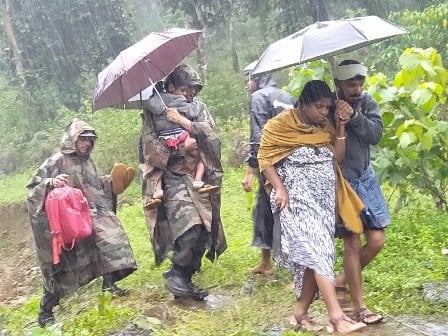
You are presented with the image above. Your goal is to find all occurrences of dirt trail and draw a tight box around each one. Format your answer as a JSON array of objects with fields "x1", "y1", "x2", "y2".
[{"x1": 0, "y1": 203, "x2": 40, "y2": 305}]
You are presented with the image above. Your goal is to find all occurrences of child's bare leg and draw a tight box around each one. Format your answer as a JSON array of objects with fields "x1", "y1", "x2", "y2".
[
  {"x1": 144, "y1": 170, "x2": 163, "y2": 209},
  {"x1": 194, "y1": 160, "x2": 205, "y2": 184},
  {"x1": 192, "y1": 160, "x2": 219, "y2": 193}
]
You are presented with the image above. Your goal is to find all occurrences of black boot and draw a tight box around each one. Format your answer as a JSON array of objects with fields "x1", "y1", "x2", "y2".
[
  {"x1": 38, "y1": 290, "x2": 58, "y2": 327},
  {"x1": 102, "y1": 273, "x2": 130, "y2": 297},
  {"x1": 185, "y1": 268, "x2": 209, "y2": 299},
  {"x1": 163, "y1": 265, "x2": 208, "y2": 300}
]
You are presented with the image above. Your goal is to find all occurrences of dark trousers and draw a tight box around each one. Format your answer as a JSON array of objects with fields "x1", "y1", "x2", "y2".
[
  {"x1": 40, "y1": 287, "x2": 60, "y2": 313},
  {"x1": 252, "y1": 174, "x2": 274, "y2": 249},
  {"x1": 171, "y1": 224, "x2": 208, "y2": 276}
]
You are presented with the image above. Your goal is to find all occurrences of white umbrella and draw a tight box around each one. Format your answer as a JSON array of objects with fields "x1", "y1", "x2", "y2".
[{"x1": 251, "y1": 15, "x2": 406, "y2": 76}]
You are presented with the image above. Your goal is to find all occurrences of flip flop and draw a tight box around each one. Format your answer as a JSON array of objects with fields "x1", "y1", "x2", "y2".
[
  {"x1": 111, "y1": 163, "x2": 127, "y2": 195},
  {"x1": 356, "y1": 307, "x2": 384, "y2": 325},
  {"x1": 124, "y1": 167, "x2": 136, "y2": 189},
  {"x1": 198, "y1": 184, "x2": 219, "y2": 193}
]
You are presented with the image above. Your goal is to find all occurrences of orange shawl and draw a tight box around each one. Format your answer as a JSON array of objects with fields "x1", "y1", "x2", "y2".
[{"x1": 258, "y1": 109, "x2": 364, "y2": 234}]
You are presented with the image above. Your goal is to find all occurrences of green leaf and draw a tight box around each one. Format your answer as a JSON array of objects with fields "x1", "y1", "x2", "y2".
[
  {"x1": 420, "y1": 61, "x2": 437, "y2": 77},
  {"x1": 382, "y1": 112, "x2": 395, "y2": 127},
  {"x1": 421, "y1": 95, "x2": 437, "y2": 113},
  {"x1": 399, "y1": 50, "x2": 421, "y2": 70},
  {"x1": 379, "y1": 87, "x2": 397, "y2": 102},
  {"x1": 419, "y1": 133, "x2": 433, "y2": 151},
  {"x1": 411, "y1": 87, "x2": 433, "y2": 106},
  {"x1": 399, "y1": 132, "x2": 417, "y2": 148}
]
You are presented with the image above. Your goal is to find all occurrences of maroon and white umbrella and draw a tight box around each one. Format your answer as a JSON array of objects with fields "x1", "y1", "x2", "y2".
[{"x1": 92, "y1": 28, "x2": 202, "y2": 111}]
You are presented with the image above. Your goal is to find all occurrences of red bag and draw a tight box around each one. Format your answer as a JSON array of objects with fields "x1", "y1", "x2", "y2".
[{"x1": 45, "y1": 186, "x2": 93, "y2": 264}]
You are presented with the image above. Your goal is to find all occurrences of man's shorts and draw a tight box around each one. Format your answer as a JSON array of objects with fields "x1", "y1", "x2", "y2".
[{"x1": 336, "y1": 165, "x2": 391, "y2": 237}]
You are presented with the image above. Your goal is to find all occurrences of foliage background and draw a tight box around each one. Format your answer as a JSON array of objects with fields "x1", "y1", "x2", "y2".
[{"x1": 1, "y1": 0, "x2": 448, "y2": 177}]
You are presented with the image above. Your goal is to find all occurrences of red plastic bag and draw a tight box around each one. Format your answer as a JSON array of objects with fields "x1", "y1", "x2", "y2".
[{"x1": 45, "y1": 186, "x2": 93, "y2": 264}]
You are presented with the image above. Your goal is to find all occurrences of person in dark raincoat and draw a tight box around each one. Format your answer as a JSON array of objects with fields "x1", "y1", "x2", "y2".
[
  {"x1": 141, "y1": 65, "x2": 226, "y2": 300},
  {"x1": 27, "y1": 119, "x2": 137, "y2": 326},
  {"x1": 241, "y1": 63, "x2": 294, "y2": 274}
]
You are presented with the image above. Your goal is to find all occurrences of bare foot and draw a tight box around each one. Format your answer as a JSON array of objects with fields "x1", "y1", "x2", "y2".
[
  {"x1": 248, "y1": 263, "x2": 273, "y2": 275},
  {"x1": 328, "y1": 315, "x2": 366, "y2": 334}
]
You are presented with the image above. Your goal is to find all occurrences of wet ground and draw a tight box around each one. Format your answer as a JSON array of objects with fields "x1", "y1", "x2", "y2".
[
  {"x1": 1, "y1": 204, "x2": 448, "y2": 336},
  {"x1": 0, "y1": 203, "x2": 40, "y2": 306},
  {"x1": 262, "y1": 315, "x2": 448, "y2": 336}
]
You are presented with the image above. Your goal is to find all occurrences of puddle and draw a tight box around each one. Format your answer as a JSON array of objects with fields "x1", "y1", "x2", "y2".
[
  {"x1": 169, "y1": 294, "x2": 233, "y2": 311},
  {"x1": 110, "y1": 323, "x2": 152, "y2": 336},
  {"x1": 420, "y1": 282, "x2": 448, "y2": 304},
  {"x1": 366, "y1": 315, "x2": 448, "y2": 336}
]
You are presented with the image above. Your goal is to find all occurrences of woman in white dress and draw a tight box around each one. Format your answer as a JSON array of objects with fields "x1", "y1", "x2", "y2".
[{"x1": 258, "y1": 80, "x2": 366, "y2": 334}]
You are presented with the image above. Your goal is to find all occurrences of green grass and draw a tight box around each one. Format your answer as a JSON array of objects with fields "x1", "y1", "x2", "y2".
[
  {"x1": 0, "y1": 168, "x2": 447, "y2": 335},
  {"x1": 0, "y1": 168, "x2": 34, "y2": 204}
]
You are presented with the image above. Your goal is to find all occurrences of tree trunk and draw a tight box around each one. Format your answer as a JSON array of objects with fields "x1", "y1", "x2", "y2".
[
  {"x1": 229, "y1": 15, "x2": 239, "y2": 72},
  {"x1": 2, "y1": 0, "x2": 24, "y2": 76},
  {"x1": 311, "y1": 0, "x2": 329, "y2": 21},
  {"x1": 188, "y1": 0, "x2": 208, "y2": 81}
]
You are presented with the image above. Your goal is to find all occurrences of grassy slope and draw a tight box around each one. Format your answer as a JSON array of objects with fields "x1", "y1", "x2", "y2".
[{"x1": 0, "y1": 168, "x2": 447, "y2": 335}]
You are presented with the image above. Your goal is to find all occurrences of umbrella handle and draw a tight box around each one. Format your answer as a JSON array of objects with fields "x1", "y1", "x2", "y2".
[{"x1": 147, "y1": 76, "x2": 168, "y2": 110}]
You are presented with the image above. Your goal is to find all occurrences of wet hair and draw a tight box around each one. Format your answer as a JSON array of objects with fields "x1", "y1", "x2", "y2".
[
  {"x1": 165, "y1": 64, "x2": 192, "y2": 91},
  {"x1": 295, "y1": 80, "x2": 332, "y2": 108},
  {"x1": 338, "y1": 59, "x2": 360, "y2": 66}
]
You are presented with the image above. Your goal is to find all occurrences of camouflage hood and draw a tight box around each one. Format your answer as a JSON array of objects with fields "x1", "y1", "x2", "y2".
[{"x1": 60, "y1": 119, "x2": 96, "y2": 155}]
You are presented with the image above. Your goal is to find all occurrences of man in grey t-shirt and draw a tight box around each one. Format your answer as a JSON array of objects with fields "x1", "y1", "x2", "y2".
[{"x1": 332, "y1": 60, "x2": 391, "y2": 325}]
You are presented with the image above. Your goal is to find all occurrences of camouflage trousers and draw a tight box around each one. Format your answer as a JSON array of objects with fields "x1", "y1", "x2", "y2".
[
  {"x1": 93, "y1": 215, "x2": 137, "y2": 282},
  {"x1": 163, "y1": 172, "x2": 213, "y2": 241}
]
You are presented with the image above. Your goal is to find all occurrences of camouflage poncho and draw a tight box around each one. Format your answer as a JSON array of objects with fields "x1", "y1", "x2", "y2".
[
  {"x1": 27, "y1": 119, "x2": 137, "y2": 298},
  {"x1": 141, "y1": 96, "x2": 226, "y2": 265}
]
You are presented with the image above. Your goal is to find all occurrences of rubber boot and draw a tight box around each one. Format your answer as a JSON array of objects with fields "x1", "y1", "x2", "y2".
[
  {"x1": 38, "y1": 290, "x2": 58, "y2": 327},
  {"x1": 185, "y1": 267, "x2": 208, "y2": 299},
  {"x1": 102, "y1": 273, "x2": 130, "y2": 297},
  {"x1": 163, "y1": 265, "x2": 207, "y2": 300}
]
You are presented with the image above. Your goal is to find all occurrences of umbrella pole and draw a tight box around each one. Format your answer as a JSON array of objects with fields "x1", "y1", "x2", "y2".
[
  {"x1": 328, "y1": 58, "x2": 339, "y2": 100},
  {"x1": 146, "y1": 76, "x2": 168, "y2": 110}
]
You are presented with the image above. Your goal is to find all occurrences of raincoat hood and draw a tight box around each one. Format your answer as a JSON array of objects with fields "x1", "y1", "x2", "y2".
[
  {"x1": 60, "y1": 119, "x2": 96, "y2": 155},
  {"x1": 253, "y1": 73, "x2": 277, "y2": 91}
]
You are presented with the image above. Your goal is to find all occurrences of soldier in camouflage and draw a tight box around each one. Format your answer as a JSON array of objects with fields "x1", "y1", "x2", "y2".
[
  {"x1": 141, "y1": 65, "x2": 226, "y2": 300},
  {"x1": 27, "y1": 119, "x2": 137, "y2": 327}
]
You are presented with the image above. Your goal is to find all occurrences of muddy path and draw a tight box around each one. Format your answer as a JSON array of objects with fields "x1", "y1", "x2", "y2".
[{"x1": 0, "y1": 203, "x2": 40, "y2": 306}]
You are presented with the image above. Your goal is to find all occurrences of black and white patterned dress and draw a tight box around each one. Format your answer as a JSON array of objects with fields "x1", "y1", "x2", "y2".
[{"x1": 271, "y1": 145, "x2": 336, "y2": 298}]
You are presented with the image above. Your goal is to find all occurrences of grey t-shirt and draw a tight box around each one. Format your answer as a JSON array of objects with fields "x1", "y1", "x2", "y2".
[{"x1": 335, "y1": 93, "x2": 383, "y2": 180}]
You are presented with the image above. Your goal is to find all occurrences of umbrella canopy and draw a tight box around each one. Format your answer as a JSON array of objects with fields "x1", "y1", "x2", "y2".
[
  {"x1": 92, "y1": 28, "x2": 202, "y2": 111},
  {"x1": 251, "y1": 15, "x2": 406, "y2": 76}
]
